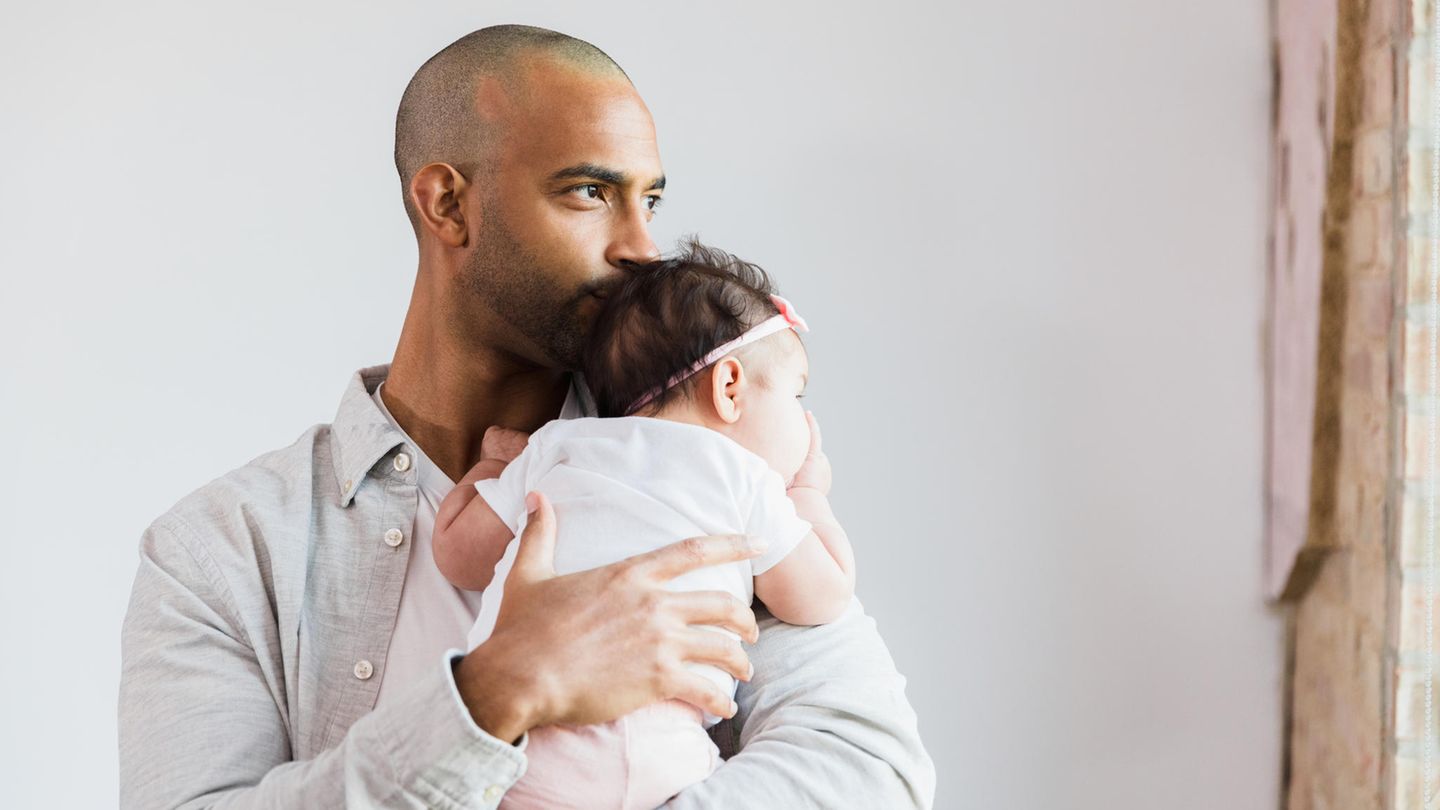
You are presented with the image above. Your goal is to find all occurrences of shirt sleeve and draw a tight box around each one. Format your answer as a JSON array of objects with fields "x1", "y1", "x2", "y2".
[
  {"x1": 119, "y1": 519, "x2": 530, "y2": 810},
  {"x1": 473, "y1": 439, "x2": 537, "y2": 536},
  {"x1": 662, "y1": 598, "x2": 936, "y2": 809},
  {"x1": 745, "y1": 469, "x2": 814, "y2": 574}
]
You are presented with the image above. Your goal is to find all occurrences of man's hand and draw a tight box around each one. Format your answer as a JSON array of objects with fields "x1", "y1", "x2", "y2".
[
  {"x1": 481, "y1": 425, "x2": 530, "y2": 463},
  {"x1": 788, "y1": 411, "x2": 831, "y2": 494},
  {"x1": 455, "y1": 491, "x2": 764, "y2": 743}
]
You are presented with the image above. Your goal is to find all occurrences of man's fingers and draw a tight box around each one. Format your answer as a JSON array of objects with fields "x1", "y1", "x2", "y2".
[
  {"x1": 665, "y1": 671, "x2": 737, "y2": 721},
  {"x1": 670, "y1": 591, "x2": 759, "y2": 643},
  {"x1": 805, "y1": 410, "x2": 823, "y2": 457},
  {"x1": 632, "y1": 534, "x2": 765, "y2": 582},
  {"x1": 509, "y1": 491, "x2": 557, "y2": 581},
  {"x1": 680, "y1": 628, "x2": 754, "y2": 683}
]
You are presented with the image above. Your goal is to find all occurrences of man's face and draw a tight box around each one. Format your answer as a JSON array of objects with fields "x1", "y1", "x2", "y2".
[{"x1": 459, "y1": 60, "x2": 664, "y2": 369}]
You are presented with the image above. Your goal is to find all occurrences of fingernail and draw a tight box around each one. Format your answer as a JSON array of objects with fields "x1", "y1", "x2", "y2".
[
  {"x1": 745, "y1": 537, "x2": 768, "y2": 555},
  {"x1": 525, "y1": 492, "x2": 538, "y2": 513},
  {"x1": 746, "y1": 661, "x2": 754, "y2": 680},
  {"x1": 729, "y1": 700, "x2": 738, "y2": 716}
]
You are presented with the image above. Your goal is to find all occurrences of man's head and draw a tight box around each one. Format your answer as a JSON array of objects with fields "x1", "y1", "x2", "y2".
[{"x1": 395, "y1": 25, "x2": 665, "y2": 369}]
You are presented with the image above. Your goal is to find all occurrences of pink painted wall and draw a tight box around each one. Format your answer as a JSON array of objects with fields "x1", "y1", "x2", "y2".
[{"x1": 1268, "y1": 0, "x2": 1338, "y2": 599}]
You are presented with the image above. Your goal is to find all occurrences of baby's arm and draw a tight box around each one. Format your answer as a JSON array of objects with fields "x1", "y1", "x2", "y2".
[
  {"x1": 753, "y1": 412, "x2": 856, "y2": 626},
  {"x1": 754, "y1": 494, "x2": 854, "y2": 626},
  {"x1": 432, "y1": 428, "x2": 527, "y2": 591}
]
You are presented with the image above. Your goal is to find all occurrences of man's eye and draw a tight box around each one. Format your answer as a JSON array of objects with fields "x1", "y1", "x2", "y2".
[
  {"x1": 572, "y1": 184, "x2": 604, "y2": 201},
  {"x1": 645, "y1": 195, "x2": 664, "y2": 212}
]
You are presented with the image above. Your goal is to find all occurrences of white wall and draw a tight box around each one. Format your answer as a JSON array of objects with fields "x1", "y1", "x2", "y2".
[{"x1": 0, "y1": 1, "x2": 1280, "y2": 807}]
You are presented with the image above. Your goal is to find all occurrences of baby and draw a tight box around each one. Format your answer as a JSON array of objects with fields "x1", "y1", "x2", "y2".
[{"x1": 432, "y1": 241, "x2": 856, "y2": 809}]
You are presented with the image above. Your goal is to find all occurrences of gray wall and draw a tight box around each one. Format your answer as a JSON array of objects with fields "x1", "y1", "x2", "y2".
[{"x1": 0, "y1": 2, "x2": 1281, "y2": 807}]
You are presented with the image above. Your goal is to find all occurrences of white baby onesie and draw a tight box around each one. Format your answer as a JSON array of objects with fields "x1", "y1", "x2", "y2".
[{"x1": 467, "y1": 416, "x2": 812, "y2": 724}]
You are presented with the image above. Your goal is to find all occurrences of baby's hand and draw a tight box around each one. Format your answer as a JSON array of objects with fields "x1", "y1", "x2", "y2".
[
  {"x1": 788, "y1": 411, "x2": 832, "y2": 495},
  {"x1": 455, "y1": 427, "x2": 531, "y2": 489},
  {"x1": 481, "y1": 425, "x2": 530, "y2": 463}
]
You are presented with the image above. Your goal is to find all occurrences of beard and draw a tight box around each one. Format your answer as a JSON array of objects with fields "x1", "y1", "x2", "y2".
[{"x1": 458, "y1": 207, "x2": 593, "y2": 370}]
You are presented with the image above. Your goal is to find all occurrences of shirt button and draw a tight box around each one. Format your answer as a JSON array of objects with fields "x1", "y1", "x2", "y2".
[
  {"x1": 383, "y1": 528, "x2": 404, "y2": 548},
  {"x1": 393, "y1": 452, "x2": 412, "y2": 473},
  {"x1": 483, "y1": 785, "x2": 503, "y2": 802},
  {"x1": 353, "y1": 659, "x2": 374, "y2": 680}
]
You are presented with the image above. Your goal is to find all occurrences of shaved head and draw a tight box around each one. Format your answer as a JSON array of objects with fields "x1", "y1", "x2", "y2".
[{"x1": 394, "y1": 24, "x2": 630, "y2": 227}]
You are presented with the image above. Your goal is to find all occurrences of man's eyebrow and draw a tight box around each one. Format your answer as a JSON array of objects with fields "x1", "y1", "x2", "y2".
[{"x1": 549, "y1": 163, "x2": 665, "y2": 191}]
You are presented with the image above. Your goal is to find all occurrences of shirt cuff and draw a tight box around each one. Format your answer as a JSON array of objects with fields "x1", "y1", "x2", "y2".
[
  {"x1": 352, "y1": 648, "x2": 529, "y2": 809},
  {"x1": 445, "y1": 649, "x2": 529, "y2": 754}
]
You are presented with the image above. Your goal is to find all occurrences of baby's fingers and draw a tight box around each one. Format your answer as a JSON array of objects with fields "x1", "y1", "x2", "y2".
[
  {"x1": 805, "y1": 411, "x2": 823, "y2": 457},
  {"x1": 481, "y1": 426, "x2": 531, "y2": 463}
]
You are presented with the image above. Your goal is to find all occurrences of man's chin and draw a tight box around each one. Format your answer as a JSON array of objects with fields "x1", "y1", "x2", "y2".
[{"x1": 540, "y1": 323, "x2": 588, "y2": 371}]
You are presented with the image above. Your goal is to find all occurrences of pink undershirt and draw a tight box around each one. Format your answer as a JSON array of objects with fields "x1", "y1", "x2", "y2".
[{"x1": 371, "y1": 376, "x2": 590, "y2": 708}]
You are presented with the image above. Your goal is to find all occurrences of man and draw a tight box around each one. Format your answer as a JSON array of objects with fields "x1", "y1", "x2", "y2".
[{"x1": 119, "y1": 24, "x2": 934, "y2": 809}]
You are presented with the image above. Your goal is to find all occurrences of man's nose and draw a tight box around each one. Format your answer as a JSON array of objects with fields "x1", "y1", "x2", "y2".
[{"x1": 604, "y1": 205, "x2": 660, "y2": 269}]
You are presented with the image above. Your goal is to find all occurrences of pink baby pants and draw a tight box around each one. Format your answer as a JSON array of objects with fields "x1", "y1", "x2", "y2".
[{"x1": 498, "y1": 699, "x2": 721, "y2": 809}]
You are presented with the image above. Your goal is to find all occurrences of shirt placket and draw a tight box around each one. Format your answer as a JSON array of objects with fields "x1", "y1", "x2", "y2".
[{"x1": 318, "y1": 445, "x2": 419, "y2": 751}]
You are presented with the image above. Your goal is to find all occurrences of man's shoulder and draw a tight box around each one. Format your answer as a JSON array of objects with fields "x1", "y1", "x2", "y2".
[
  {"x1": 127, "y1": 423, "x2": 343, "y2": 661},
  {"x1": 147, "y1": 422, "x2": 335, "y2": 552}
]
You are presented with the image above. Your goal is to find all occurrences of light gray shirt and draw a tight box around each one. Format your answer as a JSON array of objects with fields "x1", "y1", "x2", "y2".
[{"x1": 118, "y1": 365, "x2": 935, "y2": 809}]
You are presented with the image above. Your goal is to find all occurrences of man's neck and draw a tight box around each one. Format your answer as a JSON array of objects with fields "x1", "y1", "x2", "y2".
[{"x1": 383, "y1": 318, "x2": 570, "y2": 484}]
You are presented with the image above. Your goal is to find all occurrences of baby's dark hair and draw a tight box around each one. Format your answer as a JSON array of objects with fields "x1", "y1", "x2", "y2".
[{"x1": 582, "y1": 238, "x2": 791, "y2": 418}]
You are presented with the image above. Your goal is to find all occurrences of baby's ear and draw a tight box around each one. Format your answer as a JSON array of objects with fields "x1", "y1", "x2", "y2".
[{"x1": 709, "y1": 357, "x2": 745, "y2": 424}]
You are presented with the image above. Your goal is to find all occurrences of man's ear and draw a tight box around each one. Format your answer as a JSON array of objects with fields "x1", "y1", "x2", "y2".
[
  {"x1": 409, "y1": 162, "x2": 472, "y2": 248},
  {"x1": 709, "y1": 357, "x2": 746, "y2": 425}
]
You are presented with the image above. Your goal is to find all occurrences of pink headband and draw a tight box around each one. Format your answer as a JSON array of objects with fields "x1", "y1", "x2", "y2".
[{"x1": 624, "y1": 294, "x2": 810, "y2": 415}]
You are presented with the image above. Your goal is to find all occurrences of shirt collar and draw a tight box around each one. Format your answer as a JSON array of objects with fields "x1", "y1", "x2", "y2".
[
  {"x1": 372, "y1": 379, "x2": 455, "y2": 504},
  {"x1": 329, "y1": 364, "x2": 596, "y2": 507},
  {"x1": 561, "y1": 371, "x2": 597, "y2": 420},
  {"x1": 330, "y1": 364, "x2": 407, "y2": 507}
]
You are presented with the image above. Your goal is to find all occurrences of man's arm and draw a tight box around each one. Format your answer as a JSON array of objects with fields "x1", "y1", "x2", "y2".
[
  {"x1": 119, "y1": 519, "x2": 528, "y2": 810},
  {"x1": 663, "y1": 598, "x2": 936, "y2": 810}
]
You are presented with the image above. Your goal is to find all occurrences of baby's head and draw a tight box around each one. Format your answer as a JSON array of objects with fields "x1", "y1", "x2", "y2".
[{"x1": 582, "y1": 239, "x2": 811, "y2": 482}]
